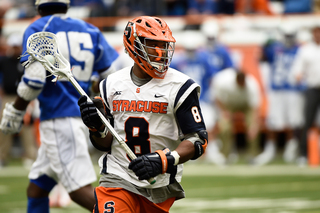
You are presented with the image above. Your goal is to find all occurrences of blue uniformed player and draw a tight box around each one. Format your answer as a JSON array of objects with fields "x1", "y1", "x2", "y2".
[
  {"x1": 0, "y1": 0, "x2": 118, "y2": 212},
  {"x1": 200, "y1": 20, "x2": 234, "y2": 73},
  {"x1": 253, "y1": 23, "x2": 304, "y2": 165}
]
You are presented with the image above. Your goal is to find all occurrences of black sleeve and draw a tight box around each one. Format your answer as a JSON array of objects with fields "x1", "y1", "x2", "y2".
[{"x1": 176, "y1": 88, "x2": 206, "y2": 135}]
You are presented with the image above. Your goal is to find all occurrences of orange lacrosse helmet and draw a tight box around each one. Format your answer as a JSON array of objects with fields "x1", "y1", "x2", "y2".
[{"x1": 123, "y1": 16, "x2": 176, "y2": 79}]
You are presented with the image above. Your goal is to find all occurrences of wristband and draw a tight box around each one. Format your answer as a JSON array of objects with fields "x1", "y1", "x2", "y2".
[
  {"x1": 171, "y1": 151, "x2": 180, "y2": 166},
  {"x1": 155, "y1": 150, "x2": 168, "y2": 174}
]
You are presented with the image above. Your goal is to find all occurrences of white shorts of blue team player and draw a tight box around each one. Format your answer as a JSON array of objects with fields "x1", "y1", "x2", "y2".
[
  {"x1": 266, "y1": 90, "x2": 305, "y2": 131},
  {"x1": 200, "y1": 101, "x2": 218, "y2": 131},
  {"x1": 28, "y1": 117, "x2": 96, "y2": 193}
]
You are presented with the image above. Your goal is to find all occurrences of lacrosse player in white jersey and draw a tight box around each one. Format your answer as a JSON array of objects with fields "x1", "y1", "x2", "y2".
[
  {"x1": 78, "y1": 16, "x2": 208, "y2": 213},
  {"x1": 0, "y1": 0, "x2": 119, "y2": 212}
]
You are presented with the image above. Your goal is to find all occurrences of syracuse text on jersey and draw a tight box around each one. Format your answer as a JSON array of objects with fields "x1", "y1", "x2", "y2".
[{"x1": 112, "y1": 100, "x2": 168, "y2": 114}]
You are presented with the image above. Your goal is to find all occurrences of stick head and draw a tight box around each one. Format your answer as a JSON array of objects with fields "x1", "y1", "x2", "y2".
[{"x1": 24, "y1": 32, "x2": 72, "y2": 79}]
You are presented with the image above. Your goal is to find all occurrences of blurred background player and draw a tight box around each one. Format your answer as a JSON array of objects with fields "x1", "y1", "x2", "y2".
[
  {"x1": 201, "y1": 19, "x2": 235, "y2": 165},
  {"x1": 211, "y1": 68, "x2": 262, "y2": 164},
  {"x1": 171, "y1": 30, "x2": 216, "y2": 127},
  {"x1": 0, "y1": 0, "x2": 119, "y2": 212},
  {"x1": 0, "y1": 32, "x2": 38, "y2": 169},
  {"x1": 170, "y1": 30, "x2": 223, "y2": 164},
  {"x1": 200, "y1": 19, "x2": 235, "y2": 72},
  {"x1": 78, "y1": 16, "x2": 207, "y2": 212},
  {"x1": 253, "y1": 21, "x2": 304, "y2": 166},
  {"x1": 291, "y1": 24, "x2": 320, "y2": 167}
]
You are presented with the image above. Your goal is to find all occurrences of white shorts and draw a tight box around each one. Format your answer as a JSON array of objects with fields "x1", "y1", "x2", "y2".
[
  {"x1": 28, "y1": 117, "x2": 97, "y2": 193},
  {"x1": 266, "y1": 90, "x2": 305, "y2": 130},
  {"x1": 200, "y1": 101, "x2": 217, "y2": 130}
]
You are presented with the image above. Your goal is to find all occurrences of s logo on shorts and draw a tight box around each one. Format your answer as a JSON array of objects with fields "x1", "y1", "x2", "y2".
[{"x1": 104, "y1": 201, "x2": 115, "y2": 213}]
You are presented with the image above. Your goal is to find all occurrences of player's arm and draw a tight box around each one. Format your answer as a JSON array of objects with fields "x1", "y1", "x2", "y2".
[
  {"x1": 129, "y1": 88, "x2": 207, "y2": 181},
  {"x1": 0, "y1": 61, "x2": 46, "y2": 134},
  {"x1": 174, "y1": 88, "x2": 208, "y2": 161}
]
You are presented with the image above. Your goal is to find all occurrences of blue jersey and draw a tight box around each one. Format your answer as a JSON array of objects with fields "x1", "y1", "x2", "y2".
[
  {"x1": 203, "y1": 44, "x2": 234, "y2": 72},
  {"x1": 171, "y1": 50, "x2": 216, "y2": 103},
  {"x1": 20, "y1": 14, "x2": 118, "y2": 121},
  {"x1": 263, "y1": 42, "x2": 301, "y2": 90}
]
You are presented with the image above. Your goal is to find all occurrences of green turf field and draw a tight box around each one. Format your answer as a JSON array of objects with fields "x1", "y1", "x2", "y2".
[{"x1": 1, "y1": 162, "x2": 320, "y2": 213}]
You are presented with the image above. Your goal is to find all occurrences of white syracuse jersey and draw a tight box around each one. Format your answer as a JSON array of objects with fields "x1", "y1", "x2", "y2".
[{"x1": 98, "y1": 67, "x2": 201, "y2": 188}]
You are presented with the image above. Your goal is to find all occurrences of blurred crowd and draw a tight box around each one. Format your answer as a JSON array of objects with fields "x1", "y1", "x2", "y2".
[
  {"x1": 1, "y1": 0, "x2": 320, "y2": 170},
  {"x1": 0, "y1": 0, "x2": 320, "y2": 21}
]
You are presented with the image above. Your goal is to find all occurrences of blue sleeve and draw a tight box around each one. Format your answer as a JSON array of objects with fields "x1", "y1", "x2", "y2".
[
  {"x1": 263, "y1": 44, "x2": 275, "y2": 63},
  {"x1": 187, "y1": 0, "x2": 197, "y2": 9},
  {"x1": 284, "y1": 0, "x2": 312, "y2": 13},
  {"x1": 94, "y1": 32, "x2": 119, "y2": 72},
  {"x1": 220, "y1": 46, "x2": 233, "y2": 69}
]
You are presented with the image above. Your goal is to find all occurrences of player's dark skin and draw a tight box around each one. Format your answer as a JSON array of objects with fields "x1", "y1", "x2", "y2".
[{"x1": 92, "y1": 39, "x2": 196, "y2": 164}]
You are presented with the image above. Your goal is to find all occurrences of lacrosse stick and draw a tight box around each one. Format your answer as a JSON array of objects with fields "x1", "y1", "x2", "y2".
[{"x1": 24, "y1": 31, "x2": 156, "y2": 185}]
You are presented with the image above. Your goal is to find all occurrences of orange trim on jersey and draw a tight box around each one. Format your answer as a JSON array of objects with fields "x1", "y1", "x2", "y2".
[
  {"x1": 155, "y1": 150, "x2": 168, "y2": 174},
  {"x1": 94, "y1": 186, "x2": 175, "y2": 213}
]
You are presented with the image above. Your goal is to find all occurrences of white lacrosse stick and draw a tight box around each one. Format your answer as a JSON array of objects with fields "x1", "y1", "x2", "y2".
[{"x1": 24, "y1": 31, "x2": 156, "y2": 185}]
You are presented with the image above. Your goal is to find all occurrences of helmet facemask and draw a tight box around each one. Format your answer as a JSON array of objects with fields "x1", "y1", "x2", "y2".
[{"x1": 134, "y1": 37, "x2": 175, "y2": 78}]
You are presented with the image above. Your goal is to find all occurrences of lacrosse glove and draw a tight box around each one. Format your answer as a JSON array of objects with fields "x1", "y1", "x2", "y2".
[
  {"x1": 0, "y1": 102, "x2": 26, "y2": 134},
  {"x1": 78, "y1": 95, "x2": 108, "y2": 138},
  {"x1": 128, "y1": 148, "x2": 179, "y2": 181}
]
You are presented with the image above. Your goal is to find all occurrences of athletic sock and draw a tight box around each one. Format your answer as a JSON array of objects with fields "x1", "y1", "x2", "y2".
[{"x1": 27, "y1": 197, "x2": 49, "y2": 213}]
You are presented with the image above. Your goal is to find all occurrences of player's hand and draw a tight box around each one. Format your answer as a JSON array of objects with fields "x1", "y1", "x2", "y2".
[
  {"x1": 0, "y1": 102, "x2": 26, "y2": 134},
  {"x1": 78, "y1": 95, "x2": 103, "y2": 131},
  {"x1": 128, "y1": 148, "x2": 177, "y2": 181}
]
